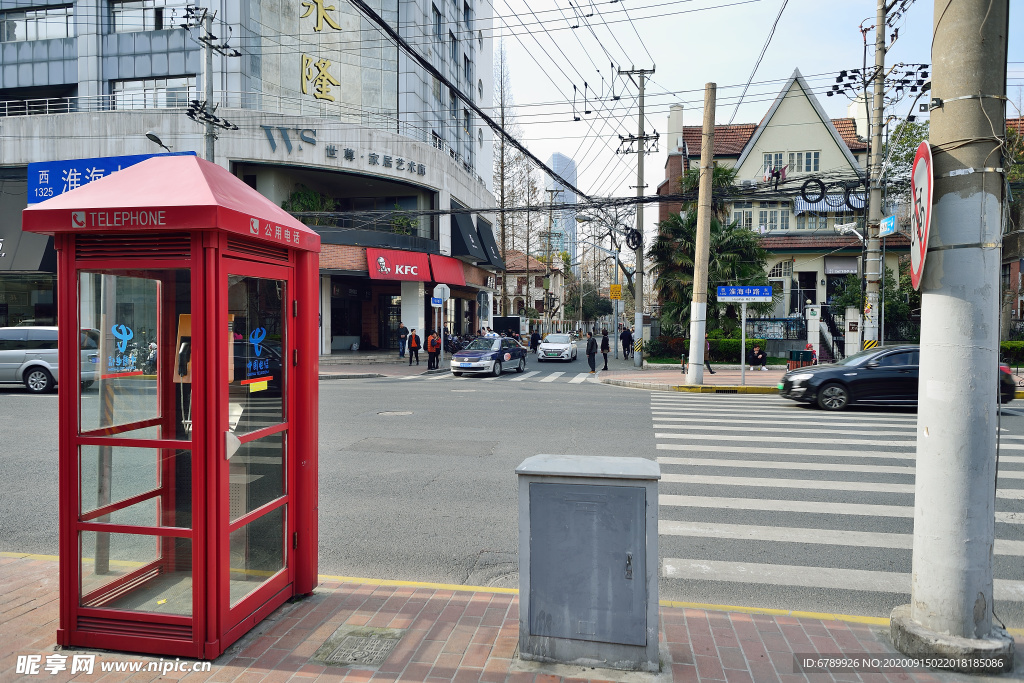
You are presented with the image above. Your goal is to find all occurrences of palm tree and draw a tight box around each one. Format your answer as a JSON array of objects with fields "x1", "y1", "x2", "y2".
[{"x1": 649, "y1": 166, "x2": 771, "y2": 333}]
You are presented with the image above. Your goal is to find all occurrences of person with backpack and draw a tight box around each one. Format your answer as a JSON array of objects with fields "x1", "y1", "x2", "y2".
[
  {"x1": 426, "y1": 330, "x2": 442, "y2": 369},
  {"x1": 408, "y1": 329, "x2": 421, "y2": 366}
]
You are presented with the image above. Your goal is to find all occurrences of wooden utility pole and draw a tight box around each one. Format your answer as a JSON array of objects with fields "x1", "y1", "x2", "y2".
[
  {"x1": 685, "y1": 83, "x2": 716, "y2": 384},
  {"x1": 863, "y1": 0, "x2": 887, "y2": 344}
]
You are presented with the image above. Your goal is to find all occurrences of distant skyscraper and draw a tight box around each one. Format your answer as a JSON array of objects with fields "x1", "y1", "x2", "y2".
[{"x1": 546, "y1": 153, "x2": 578, "y2": 273}]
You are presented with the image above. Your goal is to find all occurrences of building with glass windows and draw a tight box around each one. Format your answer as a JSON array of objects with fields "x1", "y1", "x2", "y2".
[
  {"x1": 0, "y1": 0, "x2": 499, "y2": 352},
  {"x1": 546, "y1": 152, "x2": 577, "y2": 271}
]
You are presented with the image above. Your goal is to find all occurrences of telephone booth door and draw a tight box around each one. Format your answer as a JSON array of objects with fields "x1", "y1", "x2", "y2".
[
  {"x1": 69, "y1": 259, "x2": 201, "y2": 656},
  {"x1": 218, "y1": 258, "x2": 295, "y2": 639}
]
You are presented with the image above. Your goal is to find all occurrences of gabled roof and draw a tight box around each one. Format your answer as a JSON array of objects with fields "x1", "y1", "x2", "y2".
[
  {"x1": 503, "y1": 249, "x2": 551, "y2": 273},
  {"x1": 759, "y1": 232, "x2": 910, "y2": 251},
  {"x1": 831, "y1": 118, "x2": 869, "y2": 151},
  {"x1": 735, "y1": 68, "x2": 864, "y2": 173},
  {"x1": 681, "y1": 124, "x2": 758, "y2": 156}
]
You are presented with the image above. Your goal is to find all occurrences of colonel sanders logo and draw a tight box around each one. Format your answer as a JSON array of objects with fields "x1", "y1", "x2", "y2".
[{"x1": 376, "y1": 256, "x2": 391, "y2": 274}]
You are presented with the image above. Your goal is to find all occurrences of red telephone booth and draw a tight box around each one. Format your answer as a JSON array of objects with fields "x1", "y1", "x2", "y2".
[{"x1": 23, "y1": 156, "x2": 321, "y2": 659}]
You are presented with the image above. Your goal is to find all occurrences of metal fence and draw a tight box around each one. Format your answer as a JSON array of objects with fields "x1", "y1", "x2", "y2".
[{"x1": 745, "y1": 317, "x2": 807, "y2": 340}]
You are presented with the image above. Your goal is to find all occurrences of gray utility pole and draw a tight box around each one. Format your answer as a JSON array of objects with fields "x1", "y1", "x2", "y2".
[
  {"x1": 890, "y1": 0, "x2": 1014, "y2": 673},
  {"x1": 863, "y1": 0, "x2": 887, "y2": 344},
  {"x1": 685, "y1": 83, "x2": 717, "y2": 385},
  {"x1": 203, "y1": 11, "x2": 215, "y2": 162},
  {"x1": 618, "y1": 67, "x2": 657, "y2": 368}
]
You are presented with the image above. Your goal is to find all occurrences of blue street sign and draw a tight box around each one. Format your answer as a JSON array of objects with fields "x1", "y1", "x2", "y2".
[
  {"x1": 880, "y1": 215, "x2": 897, "y2": 237},
  {"x1": 430, "y1": 297, "x2": 443, "y2": 307},
  {"x1": 27, "y1": 151, "x2": 196, "y2": 204},
  {"x1": 716, "y1": 285, "x2": 773, "y2": 302}
]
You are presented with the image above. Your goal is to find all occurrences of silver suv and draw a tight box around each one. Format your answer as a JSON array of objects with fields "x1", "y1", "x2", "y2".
[{"x1": 0, "y1": 326, "x2": 99, "y2": 393}]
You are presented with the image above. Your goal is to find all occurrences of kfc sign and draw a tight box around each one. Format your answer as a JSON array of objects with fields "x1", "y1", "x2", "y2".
[{"x1": 366, "y1": 248, "x2": 431, "y2": 282}]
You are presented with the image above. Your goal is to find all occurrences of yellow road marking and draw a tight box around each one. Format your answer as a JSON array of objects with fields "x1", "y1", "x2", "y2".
[{"x1": 6, "y1": 553, "x2": 1023, "y2": 636}]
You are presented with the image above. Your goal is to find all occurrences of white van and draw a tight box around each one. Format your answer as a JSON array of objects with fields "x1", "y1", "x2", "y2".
[{"x1": 0, "y1": 327, "x2": 99, "y2": 393}]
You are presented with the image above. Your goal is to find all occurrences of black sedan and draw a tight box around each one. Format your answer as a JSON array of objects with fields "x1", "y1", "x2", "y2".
[
  {"x1": 779, "y1": 345, "x2": 1016, "y2": 410},
  {"x1": 451, "y1": 337, "x2": 527, "y2": 377}
]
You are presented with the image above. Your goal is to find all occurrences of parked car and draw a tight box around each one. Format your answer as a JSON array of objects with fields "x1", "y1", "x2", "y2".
[
  {"x1": 537, "y1": 333, "x2": 577, "y2": 362},
  {"x1": 451, "y1": 337, "x2": 527, "y2": 377},
  {"x1": 779, "y1": 345, "x2": 1015, "y2": 410},
  {"x1": 0, "y1": 326, "x2": 99, "y2": 393}
]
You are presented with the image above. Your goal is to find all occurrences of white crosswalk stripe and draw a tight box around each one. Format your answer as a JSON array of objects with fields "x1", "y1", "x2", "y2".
[
  {"x1": 649, "y1": 392, "x2": 1024, "y2": 609},
  {"x1": 509, "y1": 371, "x2": 540, "y2": 382},
  {"x1": 539, "y1": 372, "x2": 564, "y2": 382},
  {"x1": 568, "y1": 373, "x2": 592, "y2": 384}
]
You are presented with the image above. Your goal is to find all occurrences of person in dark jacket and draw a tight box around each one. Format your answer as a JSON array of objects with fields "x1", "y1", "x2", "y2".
[
  {"x1": 408, "y1": 329, "x2": 421, "y2": 365},
  {"x1": 620, "y1": 327, "x2": 633, "y2": 359},
  {"x1": 748, "y1": 344, "x2": 768, "y2": 371},
  {"x1": 397, "y1": 322, "x2": 409, "y2": 358},
  {"x1": 600, "y1": 329, "x2": 610, "y2": 370},
  {"x1": 704, "y1": 333, "x2": 715, "y2": 374},
  {"x1": 530, "y1": 330, "x2": 541, "y2": 353},
  {"x1": 586, "y1": 331, "x2": 598, "y2": 373}
]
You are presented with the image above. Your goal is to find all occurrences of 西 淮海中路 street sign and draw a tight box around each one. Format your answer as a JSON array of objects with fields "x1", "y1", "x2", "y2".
[
  {"x1": 28, "y1": 152, "x2": 196, "y2": 204},
  {"x1": 716, "y1": 285, "x2": 773, "y2": 303}
]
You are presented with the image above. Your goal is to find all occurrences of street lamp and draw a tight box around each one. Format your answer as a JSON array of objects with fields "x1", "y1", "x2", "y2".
[{"x1": 145, "y1": 131, "x2": 172, "y2": 153}]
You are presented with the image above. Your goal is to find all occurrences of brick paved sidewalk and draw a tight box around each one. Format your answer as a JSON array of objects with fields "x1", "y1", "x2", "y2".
[{"x1": 3, "y1": 554, "x2": 1019, "y2": 683}]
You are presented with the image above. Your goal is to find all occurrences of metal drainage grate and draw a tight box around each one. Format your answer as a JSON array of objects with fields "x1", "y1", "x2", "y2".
[{"x1": 311, "y1": 626, "x2": 405, "y2": 668}]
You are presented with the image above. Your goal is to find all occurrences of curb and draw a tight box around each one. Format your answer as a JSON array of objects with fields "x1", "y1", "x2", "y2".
[
  {"x1": 1016, "y1": 390, "x2": 1024, "y2": 400},
  {"x1": 318, "y1": 373, "x2": 385, "y2": 380},
  {"x1": 601, "y1": 378, "x2": 780, "y2": 393}
]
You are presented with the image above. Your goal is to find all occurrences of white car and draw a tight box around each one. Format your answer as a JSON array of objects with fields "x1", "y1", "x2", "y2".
[{"x1": 537, "y1": 333, "x2": 577, "y2": 362}]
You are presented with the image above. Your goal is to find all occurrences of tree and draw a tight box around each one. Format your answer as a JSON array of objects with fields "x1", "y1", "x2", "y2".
[
  {"x1": 649, "y1": 165, "x2": 770, "y2": 334},
  {"x1": 281, "y1": 185, "x2": 336, "y2": 225},
  {"x1": 829, "y1": 257, "x2": 921, "y2": 339},
  {"x1": 884, "y1": 120, "x2": 929, "y2": 208}
]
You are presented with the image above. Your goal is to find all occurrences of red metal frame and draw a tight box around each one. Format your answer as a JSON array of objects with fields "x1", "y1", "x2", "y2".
[{"x1": 50, "y1": 225, "x2": 318, "y2": 661}]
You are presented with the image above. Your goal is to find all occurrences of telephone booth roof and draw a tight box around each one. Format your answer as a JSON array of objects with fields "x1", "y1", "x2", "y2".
[{"x1": 23, "y1": 155, "x2": 320, "y2": 252}]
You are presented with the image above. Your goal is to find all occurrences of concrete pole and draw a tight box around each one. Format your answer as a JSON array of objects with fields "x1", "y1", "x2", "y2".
[
  {"x1": 890, "y1": 0, "x2": 1013, "y2": 671},
  {"x1": 203, "y1": 12, "x2": 215, "y2": 162},
  {"x1": 613, "y1": 249, "x2": 620, "y2": 358},
  {"x1": 633, "y1": 74, "x2": 646, "y2": 368},
  {"x1": 863, "y1": 0, "x2": 886, "y2": 343},
  {"x1": 685, "y1": 83, "x2": 716, "y2": 384},
  {"x1": 740, "y1": 302, "x2": 746, "y2": 386}
]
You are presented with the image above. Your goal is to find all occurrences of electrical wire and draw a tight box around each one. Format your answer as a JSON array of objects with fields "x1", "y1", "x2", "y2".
[{"x1": 727, "y1": 0, "x2": 788, "y2": 124}]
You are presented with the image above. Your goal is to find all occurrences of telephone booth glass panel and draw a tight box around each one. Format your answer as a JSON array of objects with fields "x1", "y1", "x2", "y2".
[{"x1": 76, "y1": 268, "x2": 194, "y2": 619}]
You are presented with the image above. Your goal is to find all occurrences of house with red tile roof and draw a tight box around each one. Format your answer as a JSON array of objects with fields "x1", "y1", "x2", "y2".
[{"x1": 656, "y1": 69, "x2": 908, "y2": 342}]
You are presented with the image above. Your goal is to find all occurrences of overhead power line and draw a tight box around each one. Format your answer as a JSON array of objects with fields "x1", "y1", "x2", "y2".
[{"x1": 727, "y1": 0, "x2": 788, "y2": 124}]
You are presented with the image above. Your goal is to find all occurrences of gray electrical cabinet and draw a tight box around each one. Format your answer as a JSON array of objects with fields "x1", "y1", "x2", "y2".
[{"x1": 516, "y1": 454, "x2": 660, "y2": 672}]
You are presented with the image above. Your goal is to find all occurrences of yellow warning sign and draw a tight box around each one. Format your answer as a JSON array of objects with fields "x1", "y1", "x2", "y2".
[
  {"x1": 863, "y1": 339, "x2": 878, "y2": 350},
  {"x1": 609, "y1": 284, "x2": 622, "y2": 300}
]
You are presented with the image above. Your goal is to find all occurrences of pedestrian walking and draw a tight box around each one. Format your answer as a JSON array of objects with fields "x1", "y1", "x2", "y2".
[
  {"x1": 426, "y1": 330, "x2": 441, "y2": 369},
  {"x1": 397, "y1": 322, "x2": 409, "y2": 358},
  {"x1": 530, "y1": 330, "x2": 541, "y2": 354},
  {"x1": 600, "y1": 329, "x2": 610, "y2": 370},
  {"x1": 408, "y1": 329, "x2": 421, "y2": 365},
  {"x1": 586, "y1": 331, "x2": 598, "y2": 373},
  {"x1": 704, "y1": 333, "x2": 716, "y2": 375},
  {"x1": 619, "y1": 326, "x2": 633, "y2": 359}
]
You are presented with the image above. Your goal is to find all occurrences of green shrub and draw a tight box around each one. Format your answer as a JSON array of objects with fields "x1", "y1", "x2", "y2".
[
  {"x1": 1001, "y1": 341, "x2": 1024, "y2": 365},
  {"x1": 677, "y1": 338, "x2": 768, "y2": 362}
]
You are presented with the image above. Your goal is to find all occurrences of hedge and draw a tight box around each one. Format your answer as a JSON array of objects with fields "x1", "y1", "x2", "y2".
[
  {"x1": 1002, "y1": 342, "x2": 1024, "y2": 365},
  {"x1": 647, "y1": 336, "x2": 767, "y2": 362}
]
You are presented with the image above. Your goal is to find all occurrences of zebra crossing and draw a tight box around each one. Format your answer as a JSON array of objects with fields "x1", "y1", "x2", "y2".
[
  {"x1": 394, "y1": 370, "x2": 602, "y2": 384},
  {"x1": 650, "y1": 392, "x2": 1024, "y2": 617}
]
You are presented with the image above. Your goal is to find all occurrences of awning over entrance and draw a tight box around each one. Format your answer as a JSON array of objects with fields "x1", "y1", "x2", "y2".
[
  {"x1": 825, "y1": 255, "x2": 859, "y2": 275},
  {"x1": 793, "y1": 192, "x2": 865, "y2": 215},
  {"x1": 366, "y1": 247, "x2": 431, "y2": 281},
  {"x1": 23, "y1": 156, "x2": 319, "y2": 252},
  {"x1": 475, "y1": 218, "x2": 505, "y2": 270},
  {"x1": 429, "y1": 254, "x2": 466, "y2": 286},
  {"x1": 451, "y1": 211, "x2": 487, "y2": 261}
]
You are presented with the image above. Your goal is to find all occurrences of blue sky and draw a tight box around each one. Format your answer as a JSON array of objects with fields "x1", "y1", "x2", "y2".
[{"x1": 495, "y1": 0, "x2": 1023, "y2": 215}]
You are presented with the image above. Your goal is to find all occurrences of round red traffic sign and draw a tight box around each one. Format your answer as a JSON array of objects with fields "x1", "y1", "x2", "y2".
[{"x1": 910, "y1": 141, "x2": 933, "y2": 290}]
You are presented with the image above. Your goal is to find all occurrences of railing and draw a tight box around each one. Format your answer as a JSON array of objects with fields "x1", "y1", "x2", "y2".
[
  {"x1": 884, "y1": 320, "x2": 920, "y2": 343},
  {"x1": 0, "y1": 90, "x2": 489, "y2": 186},
  {"x1": 745, "y1": 317, "x2": 806, "y2": 340},
  {"x1": 820, "y1": 305, "x2": 846, "y2": 359}
]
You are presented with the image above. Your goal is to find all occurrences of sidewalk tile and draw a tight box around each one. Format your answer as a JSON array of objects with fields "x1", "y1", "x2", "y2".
[{"x1": 694, "y1": 653, "x2": 726, "y2": 680}]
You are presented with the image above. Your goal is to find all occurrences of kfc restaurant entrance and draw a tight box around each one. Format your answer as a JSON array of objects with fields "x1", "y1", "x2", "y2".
[{"x1": 22, "y1": 156, "x2": 321, "y2": 659}]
